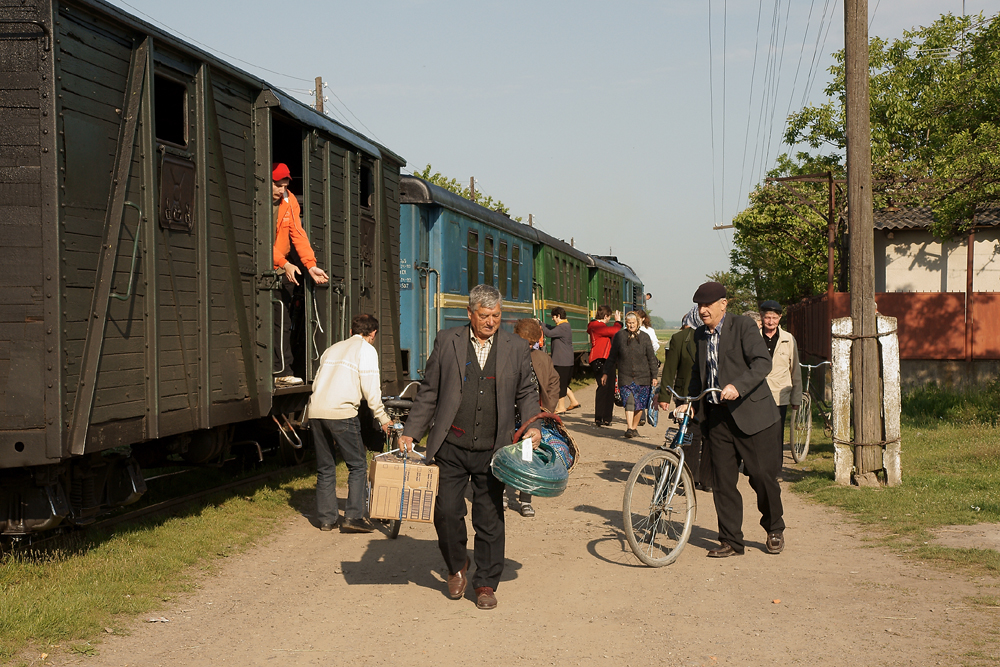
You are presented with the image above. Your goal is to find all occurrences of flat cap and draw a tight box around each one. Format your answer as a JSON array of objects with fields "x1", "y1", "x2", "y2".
[
  {"x1": 759, "y1": 300, "x2": 782, "y2": 314},
  {"x1": 692, "y1": 281, "x2": 727, "y2": 303}
]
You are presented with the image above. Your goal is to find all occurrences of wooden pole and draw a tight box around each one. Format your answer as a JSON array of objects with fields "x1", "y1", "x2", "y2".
[
  {"x1": 827, "y1": 171, "x2": 836, "y2": 359},
  {"x1": 314, "y1": 76, "x2": 324, "y2": 114},
  {"x1": 470, "y1": 177, "x2": 476, "y2": 202},
  {"x1": 844, "y1": 0, "x2": 882, "y2": 477}
]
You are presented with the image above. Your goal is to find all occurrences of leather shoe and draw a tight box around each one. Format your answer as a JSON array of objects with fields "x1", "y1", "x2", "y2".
[
  {"x1": 447, "y1": 559, "x2": 469, "y2": 600},
  {"x1": 319, "y1": 521, "x2": 338, "y2": 532},
  {"x1": 766, "y1": 531, "x2": 785, "y2": 554},
  {"x1": 340, "y1": 517, "x2": 375, "y2": 533},
  {"x1": 707, "y1": 542, "x2": 743, "y2": 558},
  {"x1": 475, "y1": 586, "x2": 497, "y2": 610}
]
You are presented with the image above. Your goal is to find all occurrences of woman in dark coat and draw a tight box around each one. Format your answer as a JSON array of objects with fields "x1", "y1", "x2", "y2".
[
  {"x1": 601, "y1": 311, "x2": 659, "y2": 438},
  {"x1": 543, "y1": 306, "x2": 580, "y2": 413},
  {"x1": 658, "y1": 306, "x2": 712, "y2": 490}
]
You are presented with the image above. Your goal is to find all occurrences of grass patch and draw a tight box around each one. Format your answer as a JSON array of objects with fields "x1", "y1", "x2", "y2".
[
  {"x1": 901, "y1": 379, "x2": 1000, "y2": 426},
  {"x1": 0, "y1": 468, "x2": 316, "y2": 663},
  {"x1": 786, "y1": 413, "x2": 1000, "y2": 573}
]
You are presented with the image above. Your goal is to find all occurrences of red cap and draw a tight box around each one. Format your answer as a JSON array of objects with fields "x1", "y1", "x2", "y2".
[{"x1": 272, "y1": 163, "x2": 292, "y2": 182}]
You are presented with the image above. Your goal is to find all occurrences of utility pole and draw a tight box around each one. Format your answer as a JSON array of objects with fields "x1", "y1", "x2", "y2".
[
  {"x1": 314, "y1": 76, "x2": 324, "y2": 114},
  {"x1": 844, "y1": 0, "x2": 882, "y2": 477},
  {"x1": 469, "y1": 177, "x2": 476, "y2": 202}
]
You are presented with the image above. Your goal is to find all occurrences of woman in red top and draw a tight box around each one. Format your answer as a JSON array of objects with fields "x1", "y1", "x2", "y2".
[{"x1": 587, "y1": 305, "x2": 622, "y2": 426}]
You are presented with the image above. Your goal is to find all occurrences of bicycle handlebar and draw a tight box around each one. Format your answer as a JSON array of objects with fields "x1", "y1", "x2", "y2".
[
  {"x1": 799, "y1": 361, "x2": 830, "y2": 370},
  {"x1": 661, "y1": 385, "x2": 723, "y2": 403}
]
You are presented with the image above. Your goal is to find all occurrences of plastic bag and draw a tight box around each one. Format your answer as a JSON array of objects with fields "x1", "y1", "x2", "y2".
[
  {"x1": 490, "y1": 442, "x2": 569, "y2": 497},
  {"x1": 646, "y1": 388, "x2": 659, "y2": 428}
]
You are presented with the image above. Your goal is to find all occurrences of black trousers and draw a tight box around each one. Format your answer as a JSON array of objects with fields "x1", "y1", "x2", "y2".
[
  {"x1": 706, "y1": 403, "x2": 784, "y2": 553},
  {"x1": 433, "y1": 442, "x2": 505, "y2": 590},
  {"x1": 272, "y1": 275, "x2": 297, "y2": 375},
  {"x1": 591, "y1": 359, "x2": 615, "y2": 423},
  {"x1": 777, "y1": 404, "x2": 788, "y2": 468},
  {"x1": 684, "y1": 425, "x2": 712, "y2": 487}
]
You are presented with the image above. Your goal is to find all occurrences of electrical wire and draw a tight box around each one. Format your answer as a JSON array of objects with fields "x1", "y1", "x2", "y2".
[
  {"x1": 112, "y1": 0, "x2": 382, "y2": 143},
  {"x1": 708, "y1": 0, "x2": 719, "y2": 231}
]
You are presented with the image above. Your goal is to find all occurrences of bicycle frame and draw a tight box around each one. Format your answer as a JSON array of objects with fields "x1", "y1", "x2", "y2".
[{"x1": 652, "y1": 386, "x2": 719, "y2": 508}]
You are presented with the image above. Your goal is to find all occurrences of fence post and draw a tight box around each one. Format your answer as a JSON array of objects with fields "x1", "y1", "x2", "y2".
[
  {"x1": 879, "y1": 314, "x2": 902, "y2": 486},
  {"x1": 831, "y1": 317, "x2": 854, "y2": 484}
]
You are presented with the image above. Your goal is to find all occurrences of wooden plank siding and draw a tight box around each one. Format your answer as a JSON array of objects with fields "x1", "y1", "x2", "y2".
[{"x1": 0, "y1": 0, "x2": 47, "y2": 432}]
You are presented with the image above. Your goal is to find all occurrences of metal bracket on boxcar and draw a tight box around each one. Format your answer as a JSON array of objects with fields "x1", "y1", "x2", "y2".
[
  {"x1": 0, "y1": 19, "x2": 51, "y2": 51},
  {"x1": 257, "y1": 269, "x2": 283, "y2": 291}
]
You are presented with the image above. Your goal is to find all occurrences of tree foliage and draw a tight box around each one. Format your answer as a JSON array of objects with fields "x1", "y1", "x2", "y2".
[
  {"x1": 730, "y1": 11, "x2": 1000, "y2": 306},
  {"x1": 784, "y1": 11, "x2": 1000, "y2": 238},
  {"x1": 413, "y1": 165, "x2": 523, "y2": 222}
]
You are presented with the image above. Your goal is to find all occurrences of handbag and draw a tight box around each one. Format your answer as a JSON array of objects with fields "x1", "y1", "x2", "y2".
[{"x1": 614, "y1": 379, "x2": 623, "y2": 407}]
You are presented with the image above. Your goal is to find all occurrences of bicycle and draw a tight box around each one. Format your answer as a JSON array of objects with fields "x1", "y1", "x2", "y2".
[
  {"x1": 790, "y1": 361, "x2": 831, "y2": 463},
  {"x1": 622, "y1": 385, "x2": 720, "y2": 567},
  {"x1": 372, "y1": 382, "x2": 420, "y2": 539}
]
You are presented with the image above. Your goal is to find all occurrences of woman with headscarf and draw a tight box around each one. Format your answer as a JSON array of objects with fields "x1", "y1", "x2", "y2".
[
  {"x1": 601, "y1": 311, "x2": 659, "y2": 438},
  {"x1": 658, "y1": 305, "x2": 713, "y2": 490}
]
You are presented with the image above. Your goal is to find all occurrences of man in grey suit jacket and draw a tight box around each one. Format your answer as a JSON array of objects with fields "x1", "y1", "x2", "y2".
[
  {"x1": 400, "y1": 285, "x2": 541, "y2": 610},
  {"x1": 685, "y1": 281, "x2": 785, "y2": 558}
]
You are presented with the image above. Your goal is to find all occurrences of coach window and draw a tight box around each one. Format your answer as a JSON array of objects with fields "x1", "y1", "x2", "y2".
[
  {"x1": 467, "y1": 230, "x2": 479, "y2": 292},
  {"x1": 511, "y1": 245, "x2": 520, "y2": 299},
  {"x1": 154, "y1": 74, "x2": 187, "y2": 146},
  {"x1": 484, "y1": 235, "x2": 494, "y2": 286},
  {"x1": 498, "y1": 240, "x2": 508, "y2": 297}
]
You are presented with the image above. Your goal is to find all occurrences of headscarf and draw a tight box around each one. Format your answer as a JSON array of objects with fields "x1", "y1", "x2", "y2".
[{"x1": 681, "y1": 306, "x2": 701, "y2": 329}]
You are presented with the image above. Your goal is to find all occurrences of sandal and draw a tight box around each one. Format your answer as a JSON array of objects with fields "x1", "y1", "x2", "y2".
[{"x1": 567, "y1": 403, "x2": 581, "y2": 411}]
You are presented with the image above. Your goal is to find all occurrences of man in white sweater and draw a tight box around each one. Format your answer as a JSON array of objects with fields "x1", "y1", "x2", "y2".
[{"x1": 308, "y1": 313, "x2": 391, "y2": 533}]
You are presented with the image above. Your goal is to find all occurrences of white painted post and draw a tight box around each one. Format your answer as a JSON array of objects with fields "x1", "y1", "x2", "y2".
[
  {"x1": 831, "y1": 317, "x2": 854, "y2": 485},
  {"x1": 879, "y1": 314, "x2": 902, "y2": 486}
]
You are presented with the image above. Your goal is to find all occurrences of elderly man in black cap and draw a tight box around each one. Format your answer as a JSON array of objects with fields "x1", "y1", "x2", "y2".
[
  {"x1": 759, "y1": 300, "x2": 802, "y2": 468},
  {"x1": 682, "y1": 281, "x2": 786, "y2": 557}
]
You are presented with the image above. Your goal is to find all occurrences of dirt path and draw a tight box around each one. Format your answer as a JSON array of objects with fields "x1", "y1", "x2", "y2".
[{"x1": 68, "y1": 384, "x2": 997, "y2": 666}]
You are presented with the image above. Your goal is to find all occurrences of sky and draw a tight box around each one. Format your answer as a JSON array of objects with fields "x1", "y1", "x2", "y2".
[{"x1": 103, "y1": 0, "x2": 1000, "y2": 323}]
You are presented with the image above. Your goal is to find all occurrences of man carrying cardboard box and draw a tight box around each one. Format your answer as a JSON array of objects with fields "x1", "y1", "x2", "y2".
[
  {"x1": 399, "y1": 285, "x2": 542, "y2": 610},
  {"x1": 307, "y1": 313, "x2": 391, "y2": 533}
]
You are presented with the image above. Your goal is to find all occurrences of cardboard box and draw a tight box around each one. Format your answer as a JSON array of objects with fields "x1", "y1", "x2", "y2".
[{"x1": 368, "y1": 453, "x2": 439, "y2": 523}]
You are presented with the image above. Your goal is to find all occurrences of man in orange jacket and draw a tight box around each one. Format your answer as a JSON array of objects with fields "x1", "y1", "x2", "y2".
[{"x1": 272, "y1": 162, "x2": 329, "y2": 386}]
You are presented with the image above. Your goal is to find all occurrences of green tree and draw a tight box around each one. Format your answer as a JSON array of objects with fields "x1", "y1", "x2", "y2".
[
  {"x1": 784, "y1": 11, "x2": 1000, "y2": 238},
  {"x1": 413, "y1": 164, "x2": 523, "y2": 222}
]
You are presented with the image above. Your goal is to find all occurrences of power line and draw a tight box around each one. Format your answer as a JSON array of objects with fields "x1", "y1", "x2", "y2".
[{"x1": 112, "y1": 0, "x2": 382, "y2": 143}]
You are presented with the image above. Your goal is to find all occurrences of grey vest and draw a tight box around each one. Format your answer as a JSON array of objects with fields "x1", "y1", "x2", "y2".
[{"x1": 445, "y1": 337, "x2": 498, "y2": 451}]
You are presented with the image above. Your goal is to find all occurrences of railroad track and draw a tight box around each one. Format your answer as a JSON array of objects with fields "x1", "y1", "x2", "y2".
[{"x1": 1, "y1": 463, "x2": 311, "y2": 555}]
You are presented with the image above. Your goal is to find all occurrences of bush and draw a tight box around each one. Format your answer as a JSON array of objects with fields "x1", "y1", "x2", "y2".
[{"x1": 901, "y1": 379, "x2": 1000, "y2": 426}]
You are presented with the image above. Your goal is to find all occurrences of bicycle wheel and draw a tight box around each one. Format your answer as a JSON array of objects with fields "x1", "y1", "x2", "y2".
[
  {"x1": 388, "y1": 518, "x2": 401, "y2": 539},
  {"x1": 622, "y1": 449, "x2": 695, "y2": 567},
  {"x1": 791, "y1": 393, "x2": 812, "y2": 463}
]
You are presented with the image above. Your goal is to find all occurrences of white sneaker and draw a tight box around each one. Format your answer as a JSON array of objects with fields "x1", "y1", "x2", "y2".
[{"x1": 274, "y1": 375, "x2": 304, "y2": 387}]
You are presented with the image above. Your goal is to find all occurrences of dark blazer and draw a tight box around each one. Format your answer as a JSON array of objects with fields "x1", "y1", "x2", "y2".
[
  {"x1": 662, "y1": 326, "x2": 696, "y2": 398},
  {"x1": 688, "y1": 313, "x2": 779, "y2": 435},
  {"x1": 403, "y1": 325, "x2": 541, "y2": 461}
]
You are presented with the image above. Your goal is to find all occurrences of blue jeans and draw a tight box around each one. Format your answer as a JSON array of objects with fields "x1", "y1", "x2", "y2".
[{"x1": 313, "y1": 417, "x2": 368, "y2": 523}]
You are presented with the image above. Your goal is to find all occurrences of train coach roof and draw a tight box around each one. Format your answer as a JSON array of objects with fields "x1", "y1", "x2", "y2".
[
  {"x1": 400, "y1": 176, "x2": 593, "y2": 265},
  {"x1": 593, "y1": 255, "x2": 641, "y2": 283},
  {"x1": 79, "y1": 0, "x2": 404, "y2": 165}
]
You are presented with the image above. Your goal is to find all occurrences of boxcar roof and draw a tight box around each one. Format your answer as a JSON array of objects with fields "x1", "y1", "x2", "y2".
[
  {"x1": 78, "y1": 0, "x2": 404, "y2": 165},
  {"x1": 400, "y1": 176, "x2": 593, "y2": 265}
]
